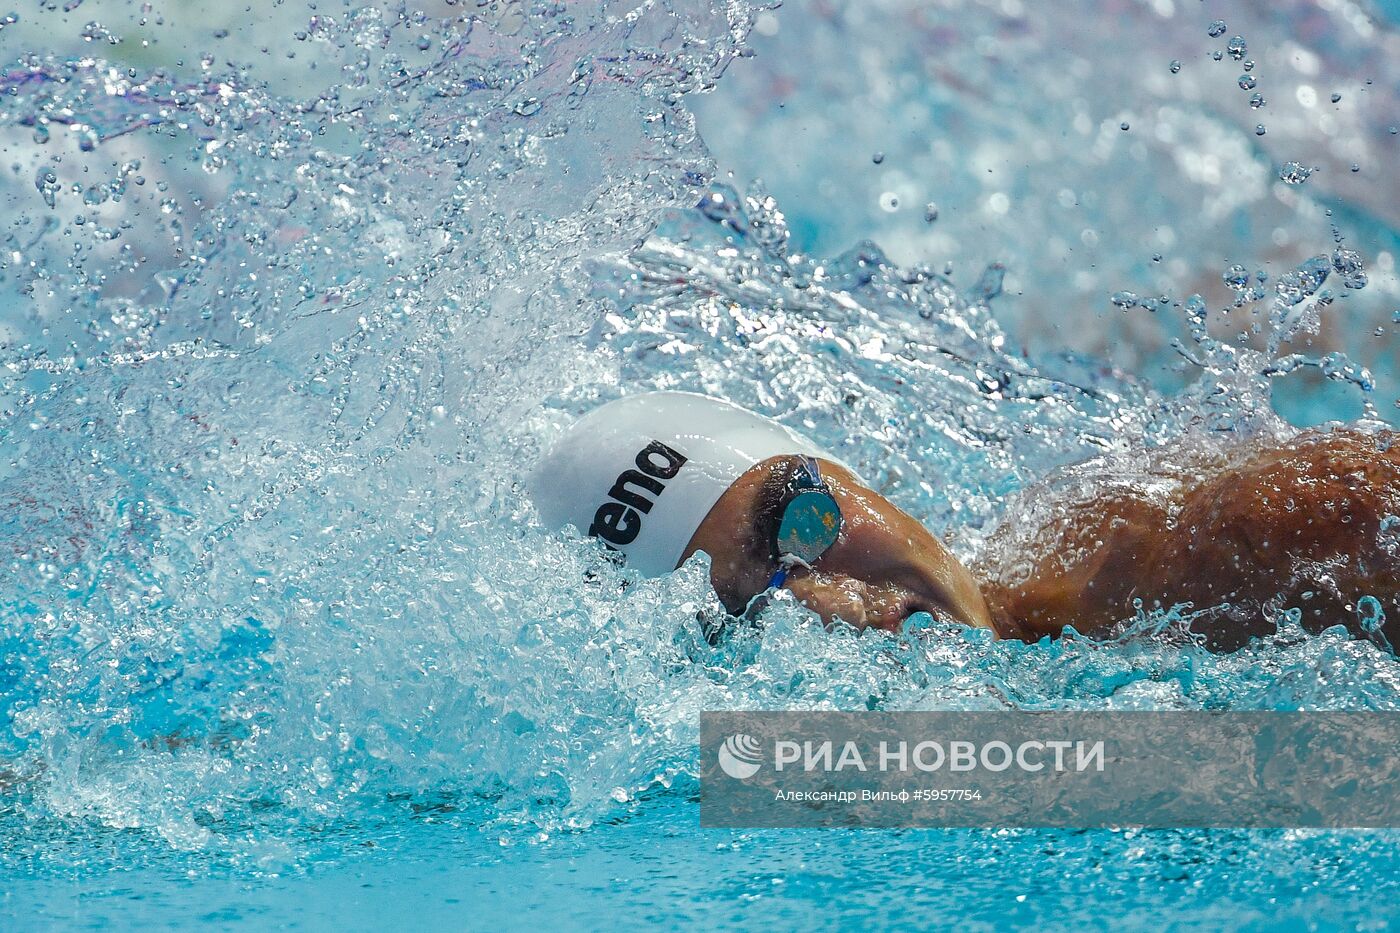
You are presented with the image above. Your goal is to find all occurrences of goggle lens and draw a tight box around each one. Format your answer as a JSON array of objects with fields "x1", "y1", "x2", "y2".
[{"x1": 775, "y1": 489, "x2": 842, "y2": 565}]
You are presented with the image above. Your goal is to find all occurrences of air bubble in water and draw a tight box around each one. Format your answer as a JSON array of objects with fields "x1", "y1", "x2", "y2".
[
  {"x1": 1110, "y1": 290, "x2": 1139, "y2": 310},
  {"x1": 1238, "y1": 74, "x2": 1257, "y2": 91},
  {"x1": 1250, "y1": 93, "x2": 1266, "y2": 109},
  {"x1": 1169, "y1": 59, "x2": 1182, "y2": 74},
  {"x1": 1208, "y1": 20, "x2": 1228, "y2": 38},
  {"x1": 1278, "y1": 161, "x2": 1312, "y2": 184},
  {"x1": 1227, "y1": 37, "x2": 1247, "y2": 60}
]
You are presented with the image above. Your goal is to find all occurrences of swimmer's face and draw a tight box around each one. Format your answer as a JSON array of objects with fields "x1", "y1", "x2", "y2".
[{"x1": 682, "y1": 456, "x2": 996, "y2": 634}]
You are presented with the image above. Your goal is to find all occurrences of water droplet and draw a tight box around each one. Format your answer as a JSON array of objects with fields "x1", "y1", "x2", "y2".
[
  {"x1": 75, "y1": 126, "x2": 98, "y2": 152},
  {"x1": 878, "y1": 191, "x2": 899, "y2": 212},
  {"x1": 513, "y1": 97, "x2": 542, "y2": 116},
  {"x1": 1274, "y1": 255, "x2": 1330, "y2": 305},
  {"x1": 1242, "y1": 60, "x2": 1255, "y2": 72},
  {"x1": 1227, "y1": 36, "x2": 1247, "y2": 60},
  {"x1": 923, "y1": 202, "x2": 939, "y2": 223},
  {"x1": 1110, "y1": 290, "x2": 1139, "y2": 310},
  {"x1": 1120, "y1": 122, "x2": 1130, "y2": 131},
  {"x1": 1249, "y1": 93, "x2": 1266, "y2": 109},
  {"x1": 1357, "y1": 596, "x2": 1386, "y2": 634},
  {"x1": 1255, "y1": 124, "x2": 1266, "y2": 136},
  {"x1": 1208, "y1": 20, "x2": 1228, "y2": 38},
  {"x1": 1238, "y1": 74, "x2": 1257, "y2": 90},
  {"x1": 1184, "y1": 293, "x2": 1208, "y2": 327},
  {"x1": 1331, "y1": 92, "x2": 1342, "y2": 104},
  {"x1": 1222, "y1": 264, "x2": 1250, "y2": 290},
  {"x1": 34, "y1": 167, "x2": 59, "y2": 208},
  {"x1": 1211, "y1": 50, "x2": 1224, "y2": 61},
  {"x1": 1351, "y1": 163, "x2": 1360, "y2": 173},
  {"x1": 1379, "y1": 515, "x2": 1400, "y2": 556},
  {"x1": 1169, "y1": 59, "x2": 1182, "y2": 74},
  {"x1": 1278, "y1": 161, "x2": 1312, "y2": 184},
  {"x1": 1331, "y1": 247, "x2": 1367, "y2": 289},
  {"x1": 872, "y1": 151, "x2": 885, "y2": 165},
  {"x1": 416, "y1": 35, "x2": 432, "y2": 51},
  {"x1": 1152, "y1": 253, "x2": 1163, "y2": 263}
]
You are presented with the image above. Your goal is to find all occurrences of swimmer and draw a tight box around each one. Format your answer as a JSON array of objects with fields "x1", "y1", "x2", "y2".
[{"x1": 533, "y1": 392, "x2": 1400, "y2": 651}]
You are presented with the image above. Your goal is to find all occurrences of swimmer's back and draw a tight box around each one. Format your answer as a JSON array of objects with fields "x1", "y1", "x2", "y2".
[
  {"x1": 1163, "y1": 429, "x2": 1400, "y2": 648},
  {"x1": 986, "y1": 429, "x2": 1400, "y2": 650}
]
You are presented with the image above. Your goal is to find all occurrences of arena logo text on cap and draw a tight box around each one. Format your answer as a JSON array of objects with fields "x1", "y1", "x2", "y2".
[{"x1": 588, "y1": 440, "x2": 688, "y2": 547}]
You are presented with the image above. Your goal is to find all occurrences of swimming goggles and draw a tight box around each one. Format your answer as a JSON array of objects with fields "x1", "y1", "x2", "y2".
[{"x1": 766, "y1": 456, "x2": 843, "y2": 590}]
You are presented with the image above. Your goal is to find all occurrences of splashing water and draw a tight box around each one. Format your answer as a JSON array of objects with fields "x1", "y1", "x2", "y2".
[{"x1": 2, "y1": 0, "x2": 1400, "y2": 927}]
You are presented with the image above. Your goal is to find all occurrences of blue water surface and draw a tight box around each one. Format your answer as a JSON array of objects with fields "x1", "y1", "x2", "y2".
[{"x1": 3, "y1": 0, "x2": 1400, "y2": 929}]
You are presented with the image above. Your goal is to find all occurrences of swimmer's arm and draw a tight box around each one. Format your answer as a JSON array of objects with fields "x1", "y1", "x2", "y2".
[{"x1": 982, "y1": 495, "x2": 1166, "y2": 641}]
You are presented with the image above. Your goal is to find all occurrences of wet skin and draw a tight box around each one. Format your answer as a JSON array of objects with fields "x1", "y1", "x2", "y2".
[
  {"x1": 681, "y1": 431, "x2": 1400, "y2": 650},
  {"x1": 682, "y1": 456, "x2": 996, "y2": 633},
  {"x1": 982, "y1": 429, "x2": 1400, "y2": 650}
]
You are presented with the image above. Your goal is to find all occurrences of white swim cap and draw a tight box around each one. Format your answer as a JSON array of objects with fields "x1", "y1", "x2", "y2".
[{"x1": 531, "y1": 391, "x2": 831, "y2": 576}]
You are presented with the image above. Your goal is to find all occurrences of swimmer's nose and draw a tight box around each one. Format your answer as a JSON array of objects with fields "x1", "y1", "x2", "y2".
[
  {"x1": 781, "y1": 572, "x2": 868, "y2": 628},
  {"x1": 781, "y1": 571, "x2": 928, "y2": 632}
]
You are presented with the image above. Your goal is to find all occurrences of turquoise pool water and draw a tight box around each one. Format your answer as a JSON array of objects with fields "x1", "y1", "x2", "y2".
[
  {"x1": 11, "y1": 795, "x2": 1400, "y2": 930},
  {"x1": 3, "y1": 1, "x2": 1400, "y2": 929}
]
